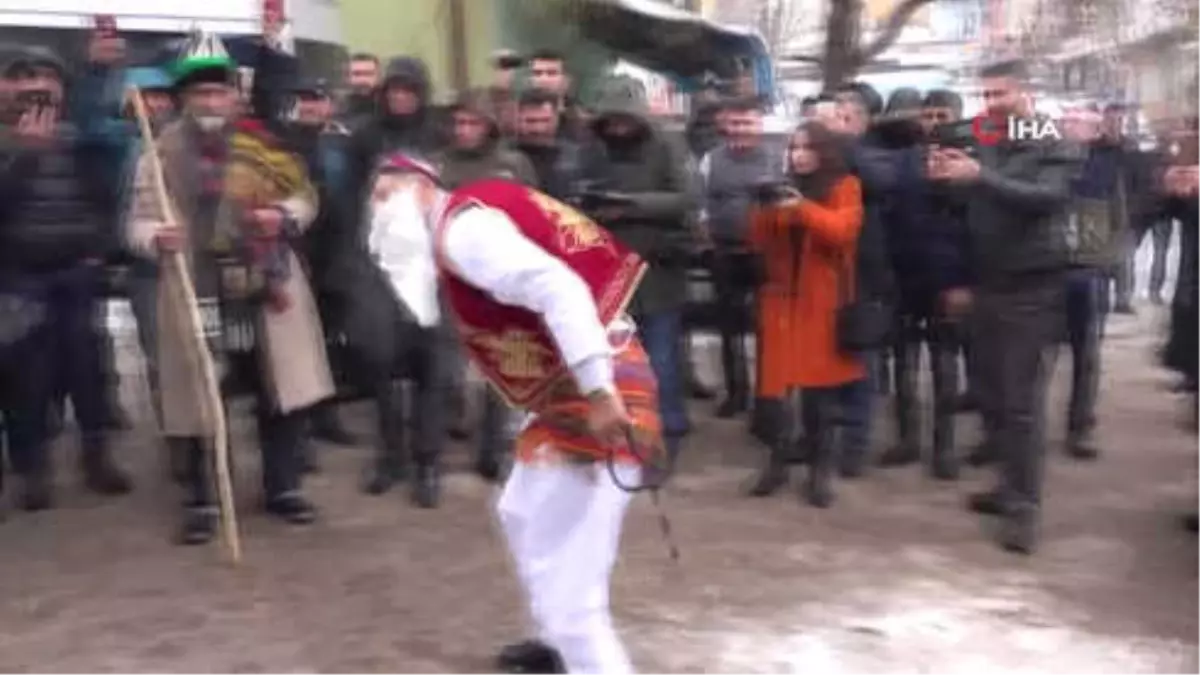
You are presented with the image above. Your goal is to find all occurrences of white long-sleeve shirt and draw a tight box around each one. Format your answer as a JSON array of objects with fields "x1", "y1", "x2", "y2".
[{"x1": 439, "y1": 204, "x2": 616, "y2": 398}]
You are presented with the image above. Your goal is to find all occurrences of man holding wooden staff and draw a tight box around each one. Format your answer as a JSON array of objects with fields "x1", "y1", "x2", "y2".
[{"x1": 127, "y1": 32, "x2": 332, "y2": 545}]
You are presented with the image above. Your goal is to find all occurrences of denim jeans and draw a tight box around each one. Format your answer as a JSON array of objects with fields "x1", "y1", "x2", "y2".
[
  {"x1": 837, "y1": 364, "x2": 873, "y2": 468},
  {"x1": 635, "y1": 310, "x2": 689, "y2": 450},
  {"x1": 1064, "y1": 268, "x2": 1103, "y2": 436}
]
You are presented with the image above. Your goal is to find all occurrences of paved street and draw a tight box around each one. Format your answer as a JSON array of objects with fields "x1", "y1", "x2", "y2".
[{"x1": 0, "y1": 303, "x2": 1195, "y2": 673}]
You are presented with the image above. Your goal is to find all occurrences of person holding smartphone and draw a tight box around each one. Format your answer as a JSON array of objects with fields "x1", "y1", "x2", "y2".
[
  {"x1": 744, "y1": 121, "x2": 864, "y2": 507},
  {"x1": 0, "y1": 40, "x2": 132, "y2": 512}
]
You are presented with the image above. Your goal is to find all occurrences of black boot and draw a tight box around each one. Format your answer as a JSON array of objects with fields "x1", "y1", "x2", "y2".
[
  {"x1": 363, "y1": 393, "x2": 408, "y2": 494},
  {"x1": 746, "y1": 433, "x2": 789, "y2": 498},
  {"x1": 967, "y1": 488, "x2": 1007, "y2": 516},
  {"x1": 802, "y1": 400, "x2": 835, "y2": 508},
  {"x1": 411, "y1": 463, "x2": 440, "y2": 509},
  {"x1": 265, "y1": 493, "x2": 318, "y2": 524},
  {"x1": 361, "y1": 450, "x2": 408, "y2": 495},
  {"x1": 81, "y1": 437, "x2": 133, "y2": 495},
  {"x1": 177, "y1": 504, "x2": 217, "y2": 546},
  {"x1": 998, "y1": 503, "x2": 1040, "y2": 555},
  {"x1": 1183, "y1": 513, "x2": 1198, "y2": 533},
  {"x1": 496, "y1": 639, "x2": 566, "y2": 674},
  {"x1": 748, "y1": 397, "x2": 783, "y2": 446},
  {"x1": 804, "y1": 447, "x2": 834, "y2": 508},
  {"x1": 715, "y1": 395, "x2": 747, "y2": 419}
]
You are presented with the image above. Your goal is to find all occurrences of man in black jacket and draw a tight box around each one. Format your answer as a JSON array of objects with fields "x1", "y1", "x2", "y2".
[
  {"x1": 340, "y1": 55, "x2": 445, "y2": 505},
  {"x1": 928, "y1": 59, "x2": 1078, "y2": 554},
  {"x1": 515, "y1": 87, "x2": 583, "y2": 201},
  {"x1": 0, "y1": 46, "x2": 132, "y2": 511},
  {"x1": 578, "y1": 77, "x2": 694, "y2": 464}
]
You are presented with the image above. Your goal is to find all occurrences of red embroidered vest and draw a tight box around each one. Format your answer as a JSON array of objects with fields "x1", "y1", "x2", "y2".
[{"x1": 433, "y1": 179, "x2": 646, "y2": 409}]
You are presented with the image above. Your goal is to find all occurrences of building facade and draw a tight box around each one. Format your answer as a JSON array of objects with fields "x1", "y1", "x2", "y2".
[{"x1": 339, "y1": 0, "x2": 500, "y2": 98}]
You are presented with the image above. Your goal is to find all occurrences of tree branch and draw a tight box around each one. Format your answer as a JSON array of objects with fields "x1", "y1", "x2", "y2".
[{"x1": 856, "y1": 0, "x2": 938, "y2": 65}]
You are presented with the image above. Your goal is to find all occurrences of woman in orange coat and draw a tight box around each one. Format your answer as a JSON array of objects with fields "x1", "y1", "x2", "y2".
[{"x1": 745, "y1": 122, "x2": 864, "y2": 507}]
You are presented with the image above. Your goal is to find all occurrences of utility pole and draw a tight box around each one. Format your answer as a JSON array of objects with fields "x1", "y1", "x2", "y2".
[{"x1": 447, "y1": 0, "x2": 470, "y2": 94}]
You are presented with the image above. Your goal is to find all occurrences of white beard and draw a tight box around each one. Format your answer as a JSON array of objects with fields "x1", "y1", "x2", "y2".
[{"x1": 369, "y1": 189, "x2": 440, "y2": 327}]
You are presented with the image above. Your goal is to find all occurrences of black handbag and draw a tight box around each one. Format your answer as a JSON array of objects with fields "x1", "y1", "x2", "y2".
[{"x1": 835, "y1": 254, "x2": 891, "y2": 353}]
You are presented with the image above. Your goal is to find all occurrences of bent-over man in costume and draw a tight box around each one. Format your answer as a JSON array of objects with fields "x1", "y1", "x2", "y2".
[
  {"x1": 127, "y1": 32, "x2": 333, "y2": 545},
  {"x1": 369, "y1": 153, "x2": 661, "y2": 674}
]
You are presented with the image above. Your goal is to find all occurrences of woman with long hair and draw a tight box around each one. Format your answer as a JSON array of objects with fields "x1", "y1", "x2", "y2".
[{"x1": 745, "y1": 121, "x2": 865, "y2": 507}]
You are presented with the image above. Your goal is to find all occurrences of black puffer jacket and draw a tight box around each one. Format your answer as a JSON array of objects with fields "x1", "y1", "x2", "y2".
[{"x1": 0, "y1": 123, "x2": 118, "y2": 273}]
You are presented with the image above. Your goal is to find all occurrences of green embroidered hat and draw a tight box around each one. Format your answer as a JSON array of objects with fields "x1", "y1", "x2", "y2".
[{"x1": 172, "y1": 30, "x2": 235, "y2": 87}]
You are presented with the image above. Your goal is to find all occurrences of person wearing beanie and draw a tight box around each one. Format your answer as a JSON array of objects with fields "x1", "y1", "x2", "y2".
[{"x1": 126, "y1": 30, "x2": 332, "y2": 545}]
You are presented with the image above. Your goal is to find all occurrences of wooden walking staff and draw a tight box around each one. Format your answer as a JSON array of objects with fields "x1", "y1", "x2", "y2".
[{"x1": 129, "y1": 85, "x2": 243, "y2": 564}]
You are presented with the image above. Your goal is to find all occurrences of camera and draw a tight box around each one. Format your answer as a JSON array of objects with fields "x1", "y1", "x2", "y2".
[
  {"x1": 931, "y1": 120, "x2": 978, "y2": 154},
  {"x1": 750, "y1": 180, "x2": 796, "y2": 204}
]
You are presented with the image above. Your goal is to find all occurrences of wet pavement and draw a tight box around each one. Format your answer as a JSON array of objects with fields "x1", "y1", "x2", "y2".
[{"x1": 0, "y1": 305, "x2": 1195, "y2": 673}]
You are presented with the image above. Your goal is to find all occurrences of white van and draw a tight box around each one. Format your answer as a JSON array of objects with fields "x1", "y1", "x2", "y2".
[{"x1": 0, "y1": 0, "x2": 344, "y2": 74}]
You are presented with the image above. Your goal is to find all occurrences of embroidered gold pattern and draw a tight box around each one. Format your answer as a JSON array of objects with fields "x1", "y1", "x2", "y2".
[
  {"x1": 529, "y1": 191, "x2": 612, "y2": 254},
  {"x1": 469, "y1": 328, "x2": 553, "y2": 380}
]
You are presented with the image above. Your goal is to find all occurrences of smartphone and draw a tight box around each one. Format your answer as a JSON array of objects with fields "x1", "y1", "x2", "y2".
[{"x1": 15, "y1": 90, "x2": 52, "y2": 111}]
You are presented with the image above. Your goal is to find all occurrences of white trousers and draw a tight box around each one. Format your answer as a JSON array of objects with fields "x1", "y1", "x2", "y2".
[{"x1": 496, "y1": 457, "x2": 639, "y2": 674}]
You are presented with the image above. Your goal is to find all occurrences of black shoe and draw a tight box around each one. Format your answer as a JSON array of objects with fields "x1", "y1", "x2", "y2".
[
  {"x1": 746, "y1": 444, "x2": 789, "y2": 497},
  {"x1": 82, "y1": 450, "x2": 134, "y2": 495},
  {"x1": 177, "y1": 506, "x2": 217, "y2": 546},
  {"x1": 411, "y1": 465, "x2": 440, "y2": 509},
  {"x1": 998, "y1": 504, "x2": 1039, "y2": 555},
  {"x1": 476, "y1": 455, "x2": 503, "y2": 483},
  {"x1": 967, "y1": 489, "x2": 1006, "y2": 516},
  {"x1": 966, "y1": 443, "x2": 997, "y2": 467},
  {"x1": 361, "y1": 457, "x2": 408, "y2": 495},
  {"x1": 448, "y1": 424, "x2": 471, "y2": 442},
  {"x1": 877, "y1": 444, "x2": 920, "y2": 468},
  {"x1": 496, "y1": 639, "x2": 566, "y2": 674},
  {"x1": 689, "y1": 378, "x2": 716, "y2": 401},
  {"x1": 265, "y1": 494, "x2": 317, "y2": 524},
  {"x1": 715, "y1": 397, "x2": 747, "y2": 419},
  {"x1": 1065, "y1": 432, "x2": 1100, "y2": 461},
  {"x1": 20, "y1": 474, "x2": 53, "y2": 512},
  {"x1": 1183, "y1": 513, "x2": 1198, "y2": 533}
]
